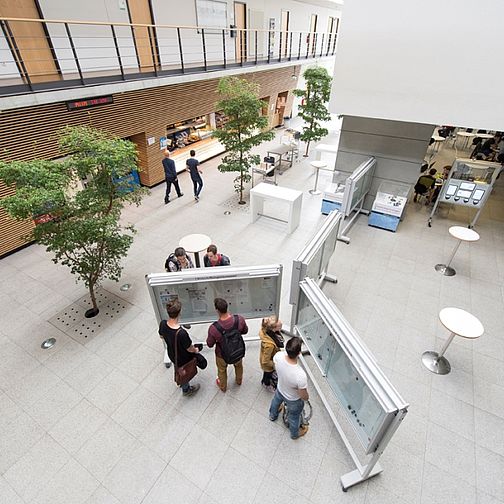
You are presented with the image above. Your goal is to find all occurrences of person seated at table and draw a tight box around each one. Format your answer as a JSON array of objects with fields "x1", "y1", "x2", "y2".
[
  {"x1": 165, "y1": 247, "x2": 194, "y2": 272},
  {"x1": 413, "y1": 168, "x2": 437, "y2": 202},
  {"x1": 475, "y1": 134, "x2": 501, "y2": 160},
  {"x1": 203, "y1": 244, "x2": 231, "y2": 267}
]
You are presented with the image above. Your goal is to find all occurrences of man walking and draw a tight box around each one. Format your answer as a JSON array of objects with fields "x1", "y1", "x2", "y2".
[
  {"x1": 207, "y1": 298, "x2": 248, "y2": 392},
  {"x1": 269, "y1": 337, "x2": 309, "y2": 439},
  {"x1": 162, "y1": 150, "x2": 183, "y2": 204},
  {"x1": 158, "y1": 299, "x2": 200, "y2": 397},
  {"x1": 186, "y1": 149, "x2": 203, "y2": 201}
]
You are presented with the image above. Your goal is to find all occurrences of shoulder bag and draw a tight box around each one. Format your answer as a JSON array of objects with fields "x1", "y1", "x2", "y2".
[{"x1": 174, "y1": 328, "x2": 198, "y2": 386}]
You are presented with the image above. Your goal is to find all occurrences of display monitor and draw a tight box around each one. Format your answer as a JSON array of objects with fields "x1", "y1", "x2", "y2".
[
  {"x1": 473, "y1": 189, "x2": 485, "y2": 201},
  {"x1": 460, "y1": 182, "x2": 476, "y2": 191},
  {"x1": 446, "y1": 185, "x2": 458, "y2": 196},
  {"x1": 456, "y1": 189, "x2": 473, "y2": 198}
]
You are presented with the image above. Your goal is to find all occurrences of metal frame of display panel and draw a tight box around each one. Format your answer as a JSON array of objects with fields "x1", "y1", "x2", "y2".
[
  {"x1": 339, "y1": 157, "x2": 376, "y2": 243},
  {"x1": 146, "y1": 264, "x2": 282, "y2": 325},
  {"x1": 289, "y1": 210, "x2": 342, "y2": 330},
  {"x1": 428, "y1": 158, "x2": 502, "y2": 228},
  {"x1": 295, "y1": 278, "x2": 409, "y2": 490}
]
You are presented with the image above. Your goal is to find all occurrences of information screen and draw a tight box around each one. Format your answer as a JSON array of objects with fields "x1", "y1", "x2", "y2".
[
  {"x1": 456, "y1": 189, "x2": 473, "y2": 198},
  {"x1": 460, "y1": 182, "x2": 476, "y2": 191},
  {"x1": 446, "y1": 185, "x2": 457, "y2": 196},
  {"x1": 473, "y1": 189, "x2": 485, "y2": 201}
]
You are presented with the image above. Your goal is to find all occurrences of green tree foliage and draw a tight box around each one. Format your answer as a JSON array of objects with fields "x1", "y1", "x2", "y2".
[
  {"x1": 213, "y1": 76, "x2": 274, "y2": 204},
  {"x1": 293, "y1": 66, "x2": 332, "y2": 156},
  {"x1": 0, "y1": 126, "x2": 148, "y2": 315}
]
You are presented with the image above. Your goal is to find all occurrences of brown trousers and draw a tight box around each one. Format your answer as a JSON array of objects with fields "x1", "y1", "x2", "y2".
[{"x1": 216, "y1": 355, "x2": 243, "y2": 391}]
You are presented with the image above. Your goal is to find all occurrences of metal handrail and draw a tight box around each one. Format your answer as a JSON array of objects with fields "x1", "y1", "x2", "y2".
[{"x1": 0, "y1": 17, "x2": 338, "y2": 97}]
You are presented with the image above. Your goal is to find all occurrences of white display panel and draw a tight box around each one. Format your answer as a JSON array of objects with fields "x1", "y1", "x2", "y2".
[
  {"x1": 146, "y1": 265, "x2": 282, "y2": 324},
  {"x1": 295, "y1": 279, "x2": 409, "y2": 454}
]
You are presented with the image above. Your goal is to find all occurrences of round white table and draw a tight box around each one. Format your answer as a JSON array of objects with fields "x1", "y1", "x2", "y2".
[
  {"x1": 309, "y1": 160, "x2": 328, "y2": 195},
  {"x1": 422, "y1": 307, "x2": 484, "y2": 374},
  {"x1": 477, "y1": 133, "x2": 494, "y2": 140},
  {"x1": 431, "y1": 135, "x2": 446, "y2": 152},
  {"x1": 435, "y1": 226, "x2": 480, "y2": 276},
  {"x1": 456, "y1": 131, "x2": 476, "y2": 149},
  {"x1": 179, "y1": 233, "x2": 211, "y2": 268}
]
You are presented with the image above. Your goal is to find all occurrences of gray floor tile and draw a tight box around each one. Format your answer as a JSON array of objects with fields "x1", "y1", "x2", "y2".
[
  {"x1": 390, "y1": 412, "x2": 428, "y2": 459},
  {"x1": 117, "y1": 344, "x2": 161, "y2": 383},
  {"x1": 205, "y1": 447, "x2": 265, "y2": 504},
  {"x1": 102, "y1": 441, "x2": 166, "y2": 504},
  {"x1": 421, "y1": 462, "x2": 476, "y2": 504},
  {"x1": 64, "y1": 353, "x2": 113, "y2": 396},
  {"x1": 0, "y1": 475, "x2": 24, "y2": 504},
  {"x1": 252, "y1": 473, "x2": 310, "y2": 504},
  {"x1": 143, "y1": 465, "x2": 201, "y2": 504},
  {"x1": 111, "y1": 385, "x2": 165, "y2": 437},
  {"x1": 84, "y1": 486, "x2": 120, "y2": 504},
  {"x1": 431, "y1": 366, "x2": 474, "y2": 405},
  {"x1": 474, "y1": 377, "x2": 504, "y2": 420},
  {"x1": 475, "y1": 446, "x2": 504, "y2": 501},
  {"x1": 75, "y1": 419, "x2": 136, "y2": 482},
  {"x1": 169, "y1": 424, "x2": 227, "y2": 490},
  {"x1": 474, "y1": 408, "x2": 504, "y2": 457},
  {"x1": 49, "y1": 399, "x2": 108, "y2": 454}
]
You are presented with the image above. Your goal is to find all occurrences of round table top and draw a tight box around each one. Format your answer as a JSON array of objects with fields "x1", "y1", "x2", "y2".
[
  {"x1": 179, "y1": 233, "x2": 212, "y2": 253},
  {"x1": 457, "y1": 131, "x2": 476, "y2": 138},
  {"x1": 432, "y1": 135, "x2": 446, "y2": 142},
  {"x1": 477, "y1": 133, "x2": 494, "y2": 139},
  {"x1": 439, "y1": 307, "x2": 484, "y2": 339},
  {"x1": 449, "y1": 226, "x2": 480, "y2": 242},
  {"x1": 310, "y1": 160, "x2": 328, "y2": 169}
]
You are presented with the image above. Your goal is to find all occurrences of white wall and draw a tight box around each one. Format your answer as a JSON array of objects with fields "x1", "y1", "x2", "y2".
[{"x1": 330, "y1": 0, "x2": 504, "y2": 131}]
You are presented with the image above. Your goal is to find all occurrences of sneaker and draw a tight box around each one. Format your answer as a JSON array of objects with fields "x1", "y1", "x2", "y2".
[
  {"x1": 195, "y1": 196, "x2": 199, "y2": 202},
  {"x1": 164, "y1": 199, "x2": 170, "y2": 204},
  {"x1": 292, "y1": 424, "x2": 309, "y2": 439},
  {"x1": 178, "y1": 193, "x2": 184, "y2": 197},
  {"x1": 236, "y1": 378, "x2": 242, "y2": 386},
  {"x1": 164, "y1": 362, "x2": 171, "y2": 369},
  {"x1": 183, "y1": 384, "x2": 200, "y2": 397}
]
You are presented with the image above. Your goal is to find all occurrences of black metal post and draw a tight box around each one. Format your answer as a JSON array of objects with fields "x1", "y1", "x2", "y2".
[
  {"x1": 222, "y1": 29, "x2": 226, "y2": 68},
  {"x1": 306, "y1": 32, "x2": 310, "y2": 59},
  {"x1": 147, "y1": 26, "x2": 158, "y2": 76},
  {"x1": 332, "y1": 33, "x2": 337, "y2": 54},
  {"x1": 201, "y1": 28, "x2": 207, "y2": 70},
  {"x1": 2, "y1": 20, "x2": 33, "y2": 91},
  {"x1": 111, "y1": 25, "x2": 125, "y2": 80},
  {"x1": 320, "y1": 34, "x2": 324, "y2": 57},
  {"x1": 267, "y1": 31, "x2": 271, "y2": 63},
  {"x1": 177, "y1": 27, "x2": 184, "y2": 73},
  {"x1": 278, "y1": 31, "x2": 282, "y2": 62},
  {"x1": 254, "y1": 30, "x2": 258, "y2": 64},
  {"x1": 65, "y1": 23, "x2": 84, "y2": 85},
  {"x1": 298, "y1": 32, "x2": 302, "y2": 60},
  {"x1": 326, "y1": 34, "x2": 331, "y2": 56},
  {"x1": 239, "y1": 29, "x2": 243, "y2": 66},
  {"x1": 288, "y1": 32, "x2": 293, "y2": 61}
]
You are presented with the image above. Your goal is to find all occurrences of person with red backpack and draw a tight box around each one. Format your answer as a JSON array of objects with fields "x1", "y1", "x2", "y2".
[
  {"x1": 206, "y1": 298, "x2": 248, "y2": 392},
  {"x1": 203, "y1": 244, "x2": 231, "y2": 267}
]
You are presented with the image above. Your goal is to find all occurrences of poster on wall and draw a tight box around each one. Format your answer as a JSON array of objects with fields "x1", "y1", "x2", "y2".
[
  {"x1": 269, "y1": 18, "x2": 276, "y2": 56},
  {"x1": 195, "y1": 0, "x2": 227, "y2": 33}
]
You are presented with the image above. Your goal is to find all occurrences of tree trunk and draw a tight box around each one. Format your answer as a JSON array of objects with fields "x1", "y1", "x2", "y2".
[
  {"x1": 85, "y1": 281, "x2": 100, "y2": 318},
  {"x1": 238, "y1": 153, "x2": 246, "y2": 205},
  {"x1": 304, "y1": 140, "x2": 311, "y2": 157}
]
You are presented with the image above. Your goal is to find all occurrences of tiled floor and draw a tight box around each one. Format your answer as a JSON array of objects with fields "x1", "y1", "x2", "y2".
[{"x1": 1, "y1": 121, "x2": 503, "y2": 504}]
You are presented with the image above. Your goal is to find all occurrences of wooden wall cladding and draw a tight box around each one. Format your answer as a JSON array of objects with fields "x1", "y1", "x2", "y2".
[{"x1": 0, "y1": 66, "x2": 300, "y2": 256}]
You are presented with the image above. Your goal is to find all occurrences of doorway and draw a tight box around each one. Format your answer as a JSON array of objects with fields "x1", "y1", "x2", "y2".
[
  {"x1": 280, "y1": 10, "x2": 290, "y2": 58},
  {"x1": 309, "y1": 14, "x2": 318, "y2": 56},
  {"x1": 326, "y1": 16, "x2": 339, "y2": 54},
  {"x1": 234, "y1": 2, "x2": 247, "y2": 63}
]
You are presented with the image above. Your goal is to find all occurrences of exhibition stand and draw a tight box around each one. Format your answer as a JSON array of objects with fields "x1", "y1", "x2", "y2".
[
  {"x1": 428, "y1": 158, "x2": 502, "y2": 228},
  {"x1": 368, "y1": 181, "x2": 410, "y2": 232},
  {"x1": 321, "y1": 157, "x2": 376, "y2": 242}
]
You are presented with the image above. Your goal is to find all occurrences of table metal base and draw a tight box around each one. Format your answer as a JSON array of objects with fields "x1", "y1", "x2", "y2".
[
  {"x1": 422, "y1": 351, "x2": 451, "y2": 375},
  {"x1": 309, "y1": 189, "x2": 321, "y2": 195},
  {"x1": 435, "y1": 263, "x2": 456, "y2": 276}
]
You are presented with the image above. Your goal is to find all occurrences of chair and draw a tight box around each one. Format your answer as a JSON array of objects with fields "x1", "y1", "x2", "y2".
[{"x1": 413, "y1": 176, "x2": 436, "y2": 203}]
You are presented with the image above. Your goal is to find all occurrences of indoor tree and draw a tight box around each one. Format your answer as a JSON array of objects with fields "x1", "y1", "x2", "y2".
[
  {"x1": 0, "y1": 126, "x2": 147, "y2": 317},
  {"x1": 294, "y1": 66, "x2": 332, "y2": 156},
  {"x1": 213, "y1": 76, "x2": 274, "y2": 204}
]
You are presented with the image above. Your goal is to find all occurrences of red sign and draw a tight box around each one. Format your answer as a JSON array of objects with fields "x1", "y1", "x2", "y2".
[{"x1": 66, "y1": 96, "x2": 114, "y2": 111}]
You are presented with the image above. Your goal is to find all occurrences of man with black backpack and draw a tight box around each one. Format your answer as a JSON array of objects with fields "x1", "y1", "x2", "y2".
[{"x1": 206, "y1": 298, "x2": 248, "y2": 392}]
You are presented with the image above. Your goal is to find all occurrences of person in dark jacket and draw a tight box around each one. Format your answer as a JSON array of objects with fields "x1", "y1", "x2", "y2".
[
  {"x1": 203, "y1": 244, "x2": 231, "y2": 267},
  {"x1": 186, "y1": 150, "x2": 203, "y2": 201},
  {"x1": 158, "y1": 299, "x2": 200, "y2": 396},
  {"x1": 163, "y1": 150, "x2": 183, "y2": 204}
]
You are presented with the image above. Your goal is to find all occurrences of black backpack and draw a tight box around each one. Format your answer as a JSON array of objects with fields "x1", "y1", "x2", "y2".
[
  {"x1": 165, "y1": 253, "x2": 178, "y2": 272},
  {"x1": 213, "y1": 315, "x2": 245, "y2": 364}
]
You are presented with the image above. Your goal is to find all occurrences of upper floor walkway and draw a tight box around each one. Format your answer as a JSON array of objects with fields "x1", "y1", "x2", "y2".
[{"x1": 0, "y1": 17, "x2": 337, "y2": 97}]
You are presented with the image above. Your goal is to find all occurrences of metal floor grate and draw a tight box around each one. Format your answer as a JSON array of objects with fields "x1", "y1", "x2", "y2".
[
  {"x1": 49, "y1": 289, "x2": 131, "y2": 344},
  {"x1": 220, "y1": 194, "x2": 250, "y2": 212}
]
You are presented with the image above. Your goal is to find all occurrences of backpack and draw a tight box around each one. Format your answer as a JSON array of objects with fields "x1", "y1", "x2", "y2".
[
  {"x1": 165, "y1": 253, "x2": 178, "y2": 272},
  {"x1": 213, "y1": 315, "x2": 245, "y2": 364}
]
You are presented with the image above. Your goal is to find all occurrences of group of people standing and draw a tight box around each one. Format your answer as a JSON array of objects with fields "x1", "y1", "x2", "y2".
[
  {"x1": 162, "y1": 149, "x2": 204, "y2": 204},
  {"x1": 158, "y1": 298, "x2": 310, "y2": 440}
]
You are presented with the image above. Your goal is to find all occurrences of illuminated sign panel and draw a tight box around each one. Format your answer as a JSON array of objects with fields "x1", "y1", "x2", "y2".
[{"x1": 66, "y1": 96, "x2": 114, "y2": 111}]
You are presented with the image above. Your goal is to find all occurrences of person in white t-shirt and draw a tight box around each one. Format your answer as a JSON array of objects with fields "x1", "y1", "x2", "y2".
[{"x1": 268, "y1": 336, "x2": 309, "y2": 439}]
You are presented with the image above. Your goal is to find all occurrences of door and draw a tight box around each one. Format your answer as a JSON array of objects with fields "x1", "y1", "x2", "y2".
[
  {"x1": 126, "y1": 0, "x2": 159, "y2": 72},
  {"x1": 280, "y1": 10, "x2": 289, "y2": 58},
  {"x1": 234, "y1": 2, "x2": 247, "y2": 63},
  {"x1": 309, "y1": 14, "x2": 318, "y2": 56},
  {"x1": 0, "y1": 0, "x2": 60, "y2": 83},
  {"x1": 326, "y1": 16, "x2": 339, "y2": 54}
]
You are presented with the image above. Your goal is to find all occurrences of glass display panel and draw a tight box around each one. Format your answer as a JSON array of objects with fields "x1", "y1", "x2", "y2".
[
  {"x1": 320, "y1": 222, "x2": 339, "y2": 276},
  {"x1": 446, "y1": 184, "x2": 457, "y2": 196},
  {"x1": 452, "y1": 161, "x2": 496, "y2": 183},
  {"x1": 460, "y1": 182, "x2": 476, "y2": 191},
  {"x1": 296, "y1": 290, "x2": 335, "y2": 374},
  {"x1": 151, "y1": 275, "x2": 278, "y2": 324},
  {"x1": 473, "y1": 189, "x2": 485, "y2": 200},
  {"x1": 326, "y1": 344, "x2": 388, "y2": 449},
  {"x1": 456, "y1": 189, "x2": 472, "y2": 198},
  {"x1": 305, "y1": 243, "x2": 324, "y2": 280}
]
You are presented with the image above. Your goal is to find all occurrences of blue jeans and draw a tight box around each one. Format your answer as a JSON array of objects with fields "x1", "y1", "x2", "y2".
[
  {"x1": 192, "y1": 176, "x2": 203, "y2": 197},
  {"x1": 269, "y1": 389, "x2": 304, "y2": 439}
]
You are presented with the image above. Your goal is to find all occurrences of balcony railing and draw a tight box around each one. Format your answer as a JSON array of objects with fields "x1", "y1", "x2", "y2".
[{"x1": 0, "y1": 17, "x2": 338, "y2": 96}]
